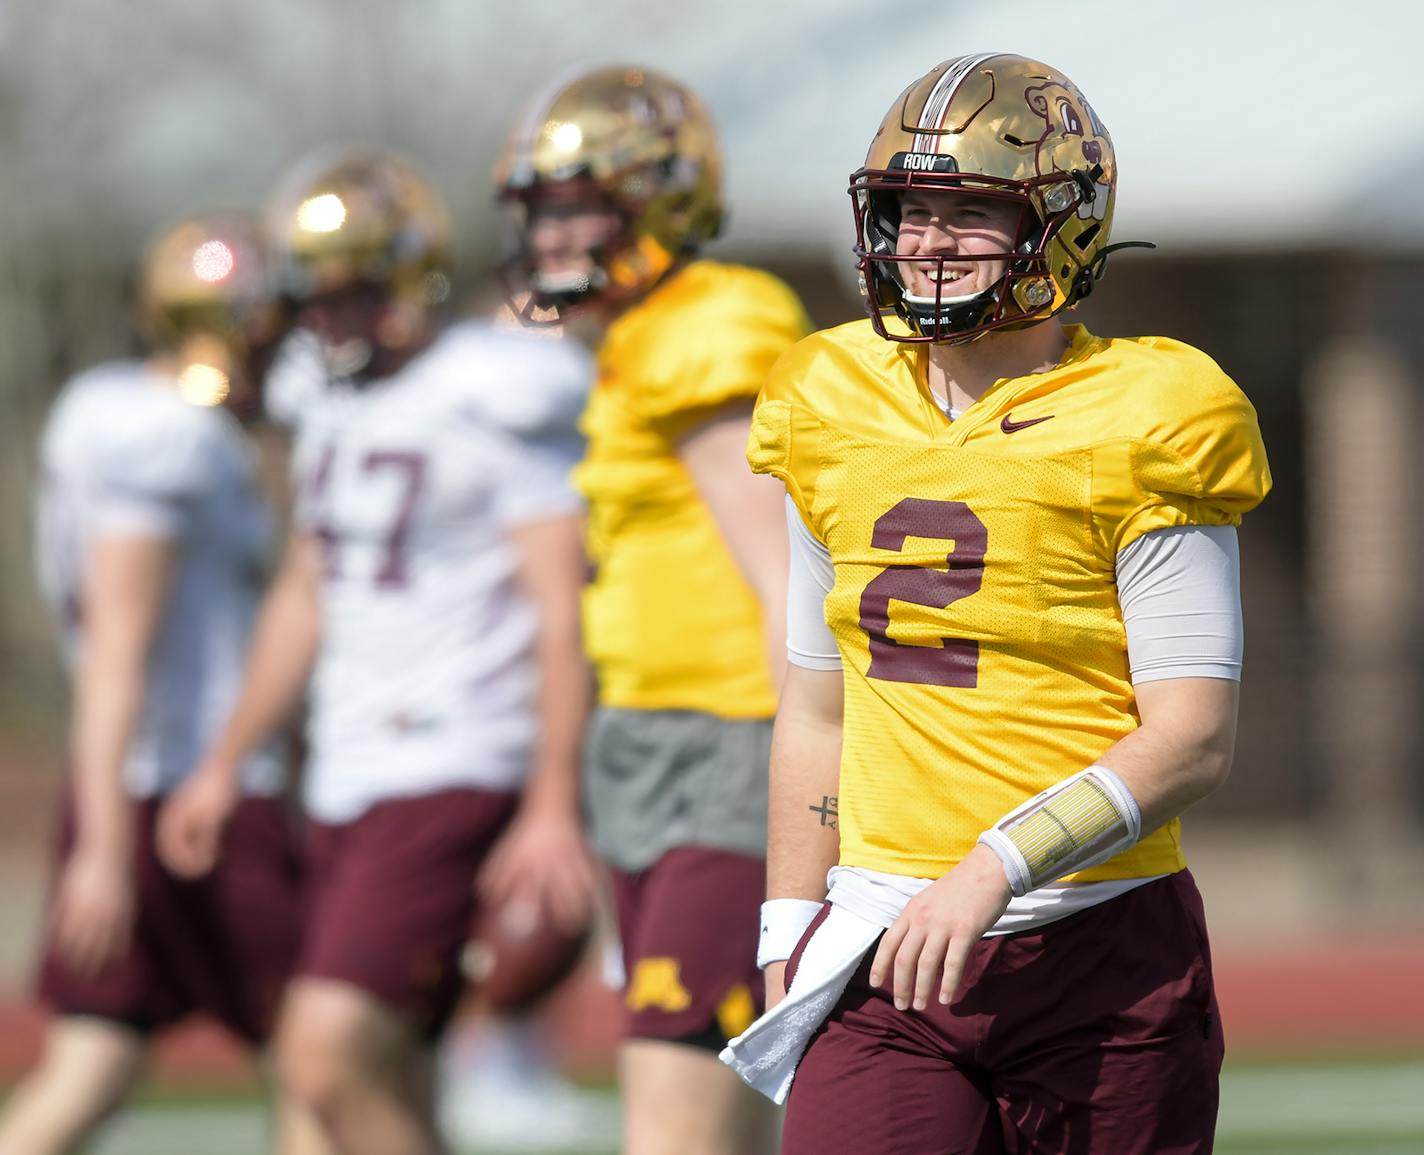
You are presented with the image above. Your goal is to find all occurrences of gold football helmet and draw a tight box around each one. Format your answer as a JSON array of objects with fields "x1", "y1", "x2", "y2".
[
  {"x1": 496, "y1": 66, "x2": 723, "y2": 318},
  {"x1": 140, "y1": 210, "x2": 283, "y2": 409},
  {"x1": 852, "y1": 53, "x2": 1130, "y2": 343},
  {"x1": 268, "y1": 148, "x2": 452, "y2": 372}
]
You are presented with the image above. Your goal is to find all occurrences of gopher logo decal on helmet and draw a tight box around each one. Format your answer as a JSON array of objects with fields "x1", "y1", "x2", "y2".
[{"x1": 1025, "y1": 80, "x2": 1113, "y2": 223}]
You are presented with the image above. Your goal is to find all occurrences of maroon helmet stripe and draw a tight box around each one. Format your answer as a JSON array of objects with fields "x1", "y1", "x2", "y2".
[{"x1": 913, "y1": 53, "x2": 997, "y2": 152}]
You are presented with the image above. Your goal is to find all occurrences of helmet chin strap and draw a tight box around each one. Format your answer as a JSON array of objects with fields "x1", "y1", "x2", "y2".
[
  {"x1": 533, "y1": 268, "x2": 601, "y2": 294},
  {"x1": 531, "y1": 265, "x2": 608, "y2": 309},
  {"x1": 901, "y1": 285, "x2": 994, "y2": 309},
  {"x1": 901, "y1": 283, "x2": 998, "y2": 334}
]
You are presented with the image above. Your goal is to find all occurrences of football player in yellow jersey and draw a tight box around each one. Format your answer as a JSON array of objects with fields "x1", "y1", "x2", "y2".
[
  {"x1": 719, "y1": 54, "x2": 1271, "y2": 1154},
  {"x1": 498, "y1": 67, "x2": 810, "y2": 1155}
]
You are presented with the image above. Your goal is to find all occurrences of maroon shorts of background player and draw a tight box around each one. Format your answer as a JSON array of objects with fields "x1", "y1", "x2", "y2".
[
  {"x1": 297, "y1": 786, "x2": 517, "y2": 1039},
  {"x1": 38, "y1": 794, "x2": 303, "y2": 1045},
  {"x1": 609, "y1": 846, "x2": 765, "y2": 1050},
  {"x1": 780, "y1": 871, "x2": 1223, "y2": 1155}
]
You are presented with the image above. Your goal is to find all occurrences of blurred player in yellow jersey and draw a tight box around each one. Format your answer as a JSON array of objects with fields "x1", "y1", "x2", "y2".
[
  {"x1": 720, "y1": 54, "x2": 1271, "y2": 1154},
  {"x1": 498, "y1": 66, "x2": 810, "y2": 1155}
]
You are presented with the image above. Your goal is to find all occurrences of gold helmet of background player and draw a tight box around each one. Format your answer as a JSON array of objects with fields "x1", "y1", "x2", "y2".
[
  {"x1": 268, "y1": 147, "x2": 452, "y2": 362},
  {"x1": 496, "y1": 65, "x2": 723, "y2": 318},
  {"x1": 852, "y1": 53, "x2": 1124, "y2": 344},
  {"x1": 140, "y1": 210, "x2": 283, "y2": 409}
]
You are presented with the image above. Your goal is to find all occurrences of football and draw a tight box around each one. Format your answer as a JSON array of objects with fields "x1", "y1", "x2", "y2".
[{"x1": 463, "y1": 896, "x2": 591, "y2": 1014}]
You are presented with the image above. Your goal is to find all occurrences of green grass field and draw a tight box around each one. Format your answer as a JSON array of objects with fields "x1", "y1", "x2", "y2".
[
  {"x1": 1216, "y1": 1057, "x2": 1424, "y2": 1154},
  {"x1": 62, "y1": 1055, "x2": 1424, "y2": 1155}
]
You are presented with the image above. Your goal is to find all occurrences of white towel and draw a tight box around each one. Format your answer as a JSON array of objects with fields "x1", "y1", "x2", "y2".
[{"x1": 718, "y1": 904, "x2": 882, "y2": 1104}]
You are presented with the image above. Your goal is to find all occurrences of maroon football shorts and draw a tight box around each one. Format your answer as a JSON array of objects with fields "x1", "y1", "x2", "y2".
[
  {"x1": 38, "y1": 794, "x2": 303, "y2": 1044},
  {"x1": 296, "y1": 787, "x2": 517, "y2": 1038},
  {"x1": 609, "y1": 846, "x2": 765, "y2": 1051},
  {"x1": 781, "y1": 871, "x2": 1224, "y2": 1155}
]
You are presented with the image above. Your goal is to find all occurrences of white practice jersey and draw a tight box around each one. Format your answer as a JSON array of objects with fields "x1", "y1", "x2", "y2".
[
  {"x1": 34, "y1": 361, "x2": 284, "y2": 798},
  {"x1": 285, "y1": 321, "x2": 592, "y2": 823},
  {"x1": 263, "y1": 328, "x2": 326, "y2": 430}
]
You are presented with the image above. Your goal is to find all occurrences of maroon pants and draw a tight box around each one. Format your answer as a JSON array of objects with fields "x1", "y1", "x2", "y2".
[
  {"x1": 298, "y1": 787, "x2": 517, "y2": 1038},
  {"x1": 39, "y1": 795, "x2": 302, "y2": 1044},
  {"x1": 609, "y1": 846, "x2": 765, "y2": 1050},
  {"x1": 782, "y1": 872, "x2": 1224, "y2": 1155}
]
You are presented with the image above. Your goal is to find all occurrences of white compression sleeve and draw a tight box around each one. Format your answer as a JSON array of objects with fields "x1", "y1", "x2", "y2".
[
  {"x1": 1116, "y1": 525, "x2": 1242, "y2": 684},
  {"x1": 784, "y1": 494, "x2": 841, "y2": 670}
]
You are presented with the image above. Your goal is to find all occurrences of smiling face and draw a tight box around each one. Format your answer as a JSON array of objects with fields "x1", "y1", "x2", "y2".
[
  {"x1": 893, "y1": 189, "x2": 1025, "y2": 302},
  {"x1": 525, "y1": 194, "x2": 623, "y2": 297},
  {"x1": 297, "y1": 280, "x2": 420, "y2": 380}
]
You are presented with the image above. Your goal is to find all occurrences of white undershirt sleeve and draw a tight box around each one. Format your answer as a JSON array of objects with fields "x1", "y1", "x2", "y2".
[
  {"x1": 1116, "y1": 525, "x2": 1243, "y2": 683},
  {"x1": 488, "y1": 428, "x2": 584, "y2": 529},
  {"x1": 784, "y1": 494, "x2": 842, "y2": 671}
]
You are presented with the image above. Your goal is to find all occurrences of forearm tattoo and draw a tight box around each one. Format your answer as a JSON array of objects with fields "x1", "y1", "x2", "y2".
[{"x1": 809, "y1": 795, "x2": 838, "y2": 829}]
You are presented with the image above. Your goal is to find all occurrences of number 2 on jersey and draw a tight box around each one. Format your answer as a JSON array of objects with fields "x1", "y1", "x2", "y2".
[{"x1": 858, "y1": 497, "x2": 986, "y2": 687}]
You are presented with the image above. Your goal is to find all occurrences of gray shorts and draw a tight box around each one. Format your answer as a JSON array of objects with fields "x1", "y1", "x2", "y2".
[{"x1": 583, "y1": 707, "x2": 771, "y2": 873}]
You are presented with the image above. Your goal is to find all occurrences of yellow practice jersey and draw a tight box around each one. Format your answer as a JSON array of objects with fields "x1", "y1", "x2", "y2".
[
  {"x1": 749, "y1": 321, "x2": 1271, "y2": 880},
  {"x1": 576, "y1": 261, "x2": 811, "y2": 718}
]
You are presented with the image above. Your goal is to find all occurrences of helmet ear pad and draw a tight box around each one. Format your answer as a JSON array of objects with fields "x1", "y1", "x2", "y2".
[{"x1": 863, "y1": 191, "x2": 903, "y2": 292}]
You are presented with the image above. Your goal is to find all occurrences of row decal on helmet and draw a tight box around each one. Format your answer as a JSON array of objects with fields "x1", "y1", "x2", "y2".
[{"x1": 912, "y1": 52, "x2": 996, "y2": 151}]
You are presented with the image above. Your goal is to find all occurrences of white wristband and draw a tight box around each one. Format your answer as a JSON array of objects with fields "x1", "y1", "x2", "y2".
[{"x1": 757, "y1": 899, "x2": 823, "y2": 969}]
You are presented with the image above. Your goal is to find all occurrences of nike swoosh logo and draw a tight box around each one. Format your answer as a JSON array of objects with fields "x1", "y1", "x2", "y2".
[{"x1": 1000, "y1": 413, "x2": 1055, "y2": 434}]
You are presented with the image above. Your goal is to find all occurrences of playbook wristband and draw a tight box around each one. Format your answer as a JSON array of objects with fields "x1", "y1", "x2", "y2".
[
  {"x1": 977, "y1": 765, "x2": 1143, "y2": 898},
  {"x1": 757, "y1": 899, "x2": 824, "y2": 969}
]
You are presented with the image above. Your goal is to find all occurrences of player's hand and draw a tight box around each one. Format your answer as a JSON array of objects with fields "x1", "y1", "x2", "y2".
[
  {"x1": 763, "y1": 960, "x2": 789, "y2": 1012},
  {"x1": 156, "y1": 765, "x2": 238, "y2": 879},
  {"x1": 479, "y1": 800, "x2": 598, "y2": 935},
  {"x1": 52, "y1": 847, "x2": 134, "y2": 977},
  {"x1": 869, "y1": 842, "x2": 1013, "y2": 1013}
]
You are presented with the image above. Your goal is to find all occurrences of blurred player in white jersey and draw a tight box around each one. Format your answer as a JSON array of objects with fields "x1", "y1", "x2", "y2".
[
  {"x1": 0, "y1": 213, "x2": 313, "y2": 1155},
  {"x1": 157, "y1": 150, "x2": 597, "y2": 1155}
]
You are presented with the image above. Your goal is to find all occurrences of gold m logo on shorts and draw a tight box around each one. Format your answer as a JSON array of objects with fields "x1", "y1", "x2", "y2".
[
  {"x1": 626, "y1": 957, "x2": 693, "y2": 1013},
  {"x1": 716, "y1": 983, "x2": 755, "y2": 1040}
]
